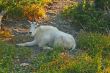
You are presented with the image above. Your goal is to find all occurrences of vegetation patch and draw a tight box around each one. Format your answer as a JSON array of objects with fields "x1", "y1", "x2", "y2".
[
  {"x1": 0, "y1": 0, "x2": 110, "y2": 73},
  {"x1": 62, "y1": 1, "x2": 110, "y2": 33},
  {"x1": 0, "y1": 39, "x2": 110, "y2": 73}
]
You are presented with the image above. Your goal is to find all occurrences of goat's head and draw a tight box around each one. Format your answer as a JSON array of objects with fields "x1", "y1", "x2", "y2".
[{"x1": 28, "y1": 20, "x2": 39, "y2": 36}]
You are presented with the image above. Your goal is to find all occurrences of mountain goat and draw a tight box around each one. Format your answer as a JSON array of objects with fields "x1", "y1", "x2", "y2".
[{"x1": 16, "y1": 21, "x2": 76, "y2": 50}]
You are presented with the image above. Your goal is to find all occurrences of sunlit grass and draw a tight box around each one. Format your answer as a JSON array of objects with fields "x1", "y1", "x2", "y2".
[{"x1": 0, "y1": 33, "x2": 110, "y2": 73}]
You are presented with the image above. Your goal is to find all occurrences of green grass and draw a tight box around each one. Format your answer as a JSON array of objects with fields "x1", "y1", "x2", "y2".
[
  {"x1": 0, "y1": 33, "x2": 110, "y2": 73},
  {"x1": 0, "y1": 40, "x2": 33, "y2": 73}
]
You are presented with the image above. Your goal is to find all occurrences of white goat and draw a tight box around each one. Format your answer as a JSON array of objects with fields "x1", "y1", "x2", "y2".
[{"x1": 16, "y1": 21, "x2": 76, "y2": 50}]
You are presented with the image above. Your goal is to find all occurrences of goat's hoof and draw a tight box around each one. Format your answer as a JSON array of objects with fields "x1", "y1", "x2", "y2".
[
  {"x1": 16, "y1": 44, "x2": 25, "y2": 46},
  {"x1": 43, "y1": 47, "x2": 53, "y2": 50}
]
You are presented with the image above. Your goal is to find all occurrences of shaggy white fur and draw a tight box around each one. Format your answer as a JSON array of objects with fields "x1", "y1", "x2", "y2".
[{"x1": 17, "y1": 22, "x2": 76, "y2": 50}]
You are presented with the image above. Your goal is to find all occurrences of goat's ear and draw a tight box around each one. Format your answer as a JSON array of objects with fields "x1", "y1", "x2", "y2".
[{"x1": 28, "y1": 20, "x2": 32, "y2": 24}]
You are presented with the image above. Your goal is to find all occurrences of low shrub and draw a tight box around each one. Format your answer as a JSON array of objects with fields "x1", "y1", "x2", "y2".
[
  {"x1": 7, "y1": 5, "x2": 24, "y2": 19},
  {"x1": 0, "y1": 0, "x2": 52, "y2": 20},
  {"x1": 76, "y1": 31, "x2": 110, "y2": 73},
  {"x1": 23, "y1": 3, "x2": 46, "y2": 21},
  {"x1": 33, "y1": 52, "x2": 102, "y2": 73},
  {"x1": 76, "y1": 31, "x2": 110, "y2": 57},
  {"x1": 62, "y1": 1, "x2": 110, "y2": 33}
]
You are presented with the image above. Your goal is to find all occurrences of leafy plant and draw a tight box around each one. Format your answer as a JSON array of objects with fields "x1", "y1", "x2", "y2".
[
  {"x1": 7, "y1": 4, "x2": 24, "y2": 19},
  {"x1": 76, "y1": 31, "x2": 110, "y2": 73},
  {"x1": 76, "y1": 31, "x2": 110, "y2": 57},
  {"x1": 0, "y1": 27, "x2": 12, "y2": 38},
  {"x1": 62, "y1": 0, "x2": 110, "y2": 33},
  {"x1": 23, "y1": 3, "x2": 46, "y2": 21},
  {"x1": 94, "y1": 0, "x2": 110, "y2": 10},
  {"x1": 0, "y1": 0, "x2": 52, "y2": 20}
]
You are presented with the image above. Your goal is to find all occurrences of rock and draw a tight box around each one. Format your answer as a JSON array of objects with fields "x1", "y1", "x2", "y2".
[{"x1": 20, "y1": 63, "x2": 30, "y2": 67}]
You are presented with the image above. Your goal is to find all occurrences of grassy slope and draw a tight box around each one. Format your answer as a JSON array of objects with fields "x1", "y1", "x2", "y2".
[{"x1": 0, "y1": 32, "x2": 110, "y2": 73}]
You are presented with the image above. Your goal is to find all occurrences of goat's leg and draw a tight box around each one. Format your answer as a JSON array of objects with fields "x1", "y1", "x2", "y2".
[
  {"x1": 16, "y1": 40, "x2": 36, "y2": 46},
  {"x1": 38, "y1": 41, "x2": 53, "y2": 50},
  {"x1": 42, "y1": 46, "x2": 53, "y2": 50}
]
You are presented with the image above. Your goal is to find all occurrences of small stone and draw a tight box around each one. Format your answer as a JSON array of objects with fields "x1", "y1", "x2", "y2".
[{"x1": 20, "y1": 63, "x2": 30, "y2": 67}]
